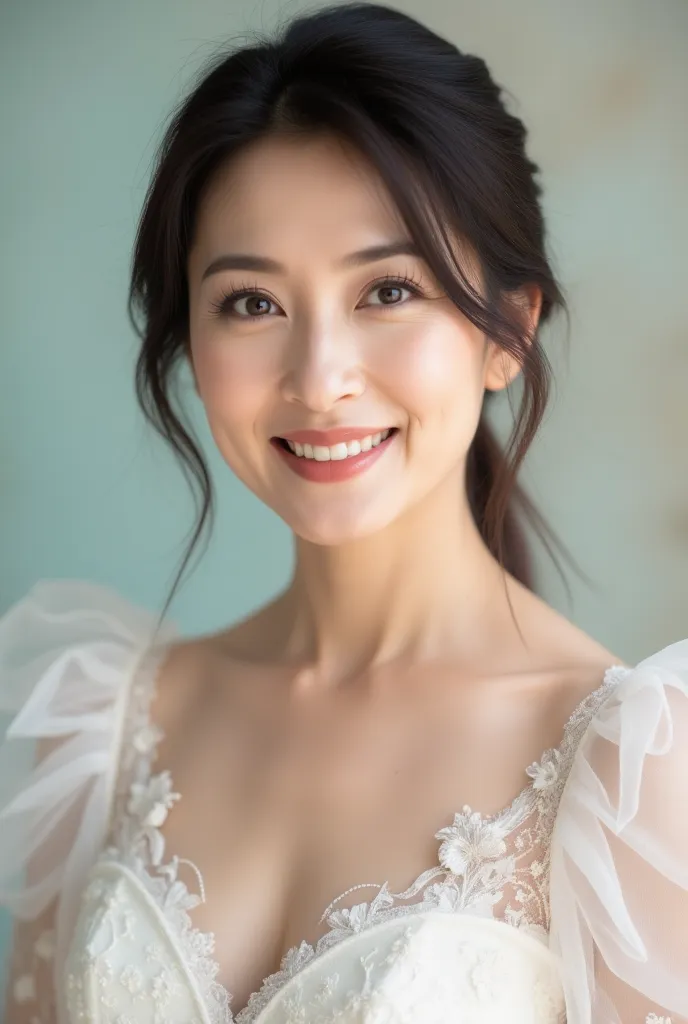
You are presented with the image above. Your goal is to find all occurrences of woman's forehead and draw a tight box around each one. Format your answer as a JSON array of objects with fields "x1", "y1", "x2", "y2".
[{"x1": 192, "y1": 134, "x2": 405, "y2": 247}]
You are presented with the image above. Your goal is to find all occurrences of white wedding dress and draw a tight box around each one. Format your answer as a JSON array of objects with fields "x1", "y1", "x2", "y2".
[{"x1": 0, "y1": 582, "x2": 686, "y2": 1024}]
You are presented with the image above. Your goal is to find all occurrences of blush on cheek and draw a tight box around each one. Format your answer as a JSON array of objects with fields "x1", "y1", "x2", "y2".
[
  {"x1": 194, "y1": 345, "x2": 272, "y2": 421},
  {"x1": 377, "y1": 327, "x2": 483, "y2": 412}
]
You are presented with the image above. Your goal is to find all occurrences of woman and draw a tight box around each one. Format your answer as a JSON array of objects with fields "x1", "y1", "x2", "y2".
[{"x1": 0, "y1": 3, "x2": 686, "y2": 1022}]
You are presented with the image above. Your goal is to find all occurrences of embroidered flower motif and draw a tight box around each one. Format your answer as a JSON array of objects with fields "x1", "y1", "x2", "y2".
[
  {"x1": 526, "y1": 748, "x2": 563, "y2": 790},
  {"x1": 325, "y1": 884, "x2": 395, "y2": 937},
  {"x1": 120, "y1": 965, "x2": 143, "y2": 994},
  {"x1": 127, "y1": 770, "x2": 180, "y2": 828},
  {"x1": 530, "y1": 857, "x2": 544, "y2": 878},
  {"x1": 151, "y1": 968, "x2": 180, "y2": 1004},
  {"x1": 132, "y1": 721, "x2": 164, "y2": 754},
  {"x1": 435, "y1": 806, "x2": 508, "y2": 875},
  {"x1": 327, "y1": 901, "x2": 377, "y2": 934},
  {"x1": 281, "y1": 941, "x2": 316, "y2": 978},
  {"x1": 422, "y1": 880, "x2": 463, "y2": 912}
]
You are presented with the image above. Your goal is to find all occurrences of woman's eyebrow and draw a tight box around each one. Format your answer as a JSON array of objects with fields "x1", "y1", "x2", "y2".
[{"x1": 201, "y1": 240, "x2": 420, "y2": 281}]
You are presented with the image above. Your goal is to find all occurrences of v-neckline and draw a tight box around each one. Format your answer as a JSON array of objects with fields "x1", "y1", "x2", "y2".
[{"x1": 116, "y1": 643, "x2": 626, "y2": 1022}]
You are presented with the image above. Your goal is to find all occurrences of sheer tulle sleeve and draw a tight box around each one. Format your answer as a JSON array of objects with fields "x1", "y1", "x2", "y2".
[
  {"x1": 0, "y1": 581, "x2": 175, "y2": 1024},
  {"x1": 550, "y1": 638, "x2": 688, "y2": 1024}
]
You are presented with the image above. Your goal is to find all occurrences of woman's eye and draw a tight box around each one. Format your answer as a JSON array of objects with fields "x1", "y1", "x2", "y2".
[
  {"x1": 228, "y1": 293, "x2": 280, "y2": 318},
  {"x1": 209, "y1": 291, "x2": 279, "y2": 319},
  {"x1": 364, "y1": 280, "x2": 418, "y2": 307}
]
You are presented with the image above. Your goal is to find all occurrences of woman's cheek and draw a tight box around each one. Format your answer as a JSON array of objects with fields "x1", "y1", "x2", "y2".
[
  {"x1": 193, "y1": 336, "x2": 274, "y2": 426},
  {"x1": 373, "y1": 321, "x2": 484, "y2": 417}
]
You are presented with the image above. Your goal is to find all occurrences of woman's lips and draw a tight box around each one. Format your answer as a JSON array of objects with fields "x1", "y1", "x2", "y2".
[{"x1": 271, "y1": 429, "x2": 398, "y2": 483}]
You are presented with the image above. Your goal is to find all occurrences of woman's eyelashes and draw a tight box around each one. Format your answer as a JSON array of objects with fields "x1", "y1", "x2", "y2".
[
  {"x1": 207, "y1": 273, "x2": 429, "y2": 320},
  {"x1": 208, "y1": 284, "x2": 279, "y2": 319}
]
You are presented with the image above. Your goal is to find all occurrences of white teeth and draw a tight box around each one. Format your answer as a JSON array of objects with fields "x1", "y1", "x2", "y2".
[{"x1": 285, "y1": 428, "x2": 393, "y2": 460}]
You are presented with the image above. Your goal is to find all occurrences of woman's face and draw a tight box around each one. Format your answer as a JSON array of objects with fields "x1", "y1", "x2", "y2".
[{"x1": 187, "y1": 133, "x2": 519, "y2": 545}]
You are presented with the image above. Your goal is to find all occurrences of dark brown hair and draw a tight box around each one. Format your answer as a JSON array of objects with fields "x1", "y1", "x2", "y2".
[{"x1": 129, "y1": 1, "x2": 572, "y2": 616}]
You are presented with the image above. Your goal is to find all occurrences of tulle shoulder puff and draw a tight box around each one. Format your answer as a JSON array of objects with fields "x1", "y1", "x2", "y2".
[
  {"x1": 550, "y1": 638, "x2": 688, "y2": 1024},
  {"x1": 0, "y1": 581, "x2": 177, "y2": 970}
]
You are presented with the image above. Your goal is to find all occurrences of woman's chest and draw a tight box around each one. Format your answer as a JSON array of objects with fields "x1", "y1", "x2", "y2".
[{"x1": 142, "y1": 674, "x2": 558, "y2": 1011}]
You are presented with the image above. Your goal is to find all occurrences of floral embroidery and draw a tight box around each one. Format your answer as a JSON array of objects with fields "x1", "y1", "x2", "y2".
[
  {"x1": 435, "y1": 804, "x2": 509, "y2": 873},
  {"x1": 127, "y1": 770, "x2": 180, "y2": 829},
  {"x1": 526, "y1": 748, "x2": 564, "y2": 790},
  {"x1": 120, "y1": 965, "x2": 143, "y2": 994},
  {"x1": 530, "y1": 858, "x2": 545, "y2": 878}
]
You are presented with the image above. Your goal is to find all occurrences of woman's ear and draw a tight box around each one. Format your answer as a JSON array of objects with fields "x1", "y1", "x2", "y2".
[{"x1": 483, "y1": 283, "x2": 543, "y2": 393}]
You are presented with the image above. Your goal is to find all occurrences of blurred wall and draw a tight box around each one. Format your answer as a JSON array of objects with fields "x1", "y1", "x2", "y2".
[{"x1": 0, "y1": 0, "x2": 686, "y2": 986}]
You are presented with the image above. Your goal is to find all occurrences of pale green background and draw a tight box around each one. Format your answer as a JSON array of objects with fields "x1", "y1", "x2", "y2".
[{"x1": 1, "y1": 0, "x2": 687, "y2": 998}]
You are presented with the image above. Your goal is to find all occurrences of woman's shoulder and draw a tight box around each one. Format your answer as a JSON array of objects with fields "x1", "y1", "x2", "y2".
[
  {"x1": 516, "y1": 582, "x2": 687, "y2": 719},
  {"x1": 497, "y1": 578, "x2": 622, "y2": 716},
  {"x1": 147, "y1": 602, "x2": 286, "y2": 769}
]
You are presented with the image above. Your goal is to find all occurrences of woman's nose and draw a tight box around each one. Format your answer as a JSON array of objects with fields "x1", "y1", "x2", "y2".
[{"x1": 280, "y1": 323, "x2": 366, "y2": 412}]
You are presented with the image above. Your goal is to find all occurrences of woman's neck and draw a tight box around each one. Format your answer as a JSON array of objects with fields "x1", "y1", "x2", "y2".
[{"x1": 265, "y1": 475, "x2": 524, "y2": 688}]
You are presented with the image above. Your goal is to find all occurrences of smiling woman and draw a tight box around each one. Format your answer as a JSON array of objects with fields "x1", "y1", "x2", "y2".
[
  {"x1": 1, "y1": 3, "x2": 687, "y2": 1024},
  {"x1": 133, "y1": 12, "x2": 560, "y2": 594},
  {"x1": 182, "y1": 128, "x2": 534, "y2": 550}
]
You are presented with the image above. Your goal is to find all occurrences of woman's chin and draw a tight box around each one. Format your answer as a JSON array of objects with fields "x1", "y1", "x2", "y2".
[{"x1": 284, "y1": 507, "x2": 399, "y2": 547}]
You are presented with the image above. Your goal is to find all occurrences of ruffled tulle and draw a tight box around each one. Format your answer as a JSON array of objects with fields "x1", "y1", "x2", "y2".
[
  {"x1": 0, "y1": 581, "x2": 176, "y2": 1018},
  {"x1": 550, "y1": 639, "x2": 688, "y2": 1023}
]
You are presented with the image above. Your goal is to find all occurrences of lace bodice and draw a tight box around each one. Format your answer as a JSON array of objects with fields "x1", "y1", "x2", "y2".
[
  {"x1": 1, "y1": 582, "x2": 687, "y2": 1024},
  {"x1": 66, "y1": 650, "x2": 619, "y2": 1023}
]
